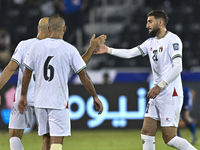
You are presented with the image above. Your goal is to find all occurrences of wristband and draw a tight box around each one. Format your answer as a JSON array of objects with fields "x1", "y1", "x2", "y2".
[
  {"x1": 107, "y1": 47, "x2": 113, "y2": 54},
  {"x1": 157, "y1": 80, "x2": 167, "y2": 89}
]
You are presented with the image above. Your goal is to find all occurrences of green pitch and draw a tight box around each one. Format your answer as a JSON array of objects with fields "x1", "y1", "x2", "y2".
[{"x1": 0, "y1": 128, "x2": 199, "y2": 150}]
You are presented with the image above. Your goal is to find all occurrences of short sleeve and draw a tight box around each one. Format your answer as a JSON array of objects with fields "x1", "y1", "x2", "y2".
[
  {"x1": 23, "y1": 45, "x2": 35, "y2": 71},
  {"x1": 168, "y1": 35, "x2": 182, "y2": 60},
  {"x1": 11, "y1": 41, "x2": 24, "y2": 65},
  {"x1": 137, "y1": 39, "x2": 150, "y2": 57},
  {"x1": 70, "y1": 47, "x2": 86, "y2": 74}
]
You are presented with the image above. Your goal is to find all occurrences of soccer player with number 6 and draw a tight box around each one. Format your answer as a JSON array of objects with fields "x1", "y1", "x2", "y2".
[
  {"x1": 94, "y1": 10, "x2": 197, "y2": 150},
  {"x1": 18, "y1": 14, "x2": 104, "y2": 150},
  {"x1": 0, "y1": 16, "x2": 105, "y2": 150}
]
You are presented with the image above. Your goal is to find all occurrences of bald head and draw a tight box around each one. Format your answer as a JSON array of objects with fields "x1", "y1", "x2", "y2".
[
  {"x1": 48, "y1": 14, "x2": 65, "y2": 31},
  {"x1": 37, "y1": 17, "x2": 50, "y2": 39},
  {"x1": 38, "y1": 17, "x2": 49, "y2": 31}
]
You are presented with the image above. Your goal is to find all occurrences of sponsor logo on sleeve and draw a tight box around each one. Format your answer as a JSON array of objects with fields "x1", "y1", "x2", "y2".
[{"x1": 173, "y1": 43, "x2": 179, "y2": 51}]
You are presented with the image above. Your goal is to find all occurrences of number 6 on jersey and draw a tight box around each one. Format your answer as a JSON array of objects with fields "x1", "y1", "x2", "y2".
[{"x1": 44, "y1": 56, "x2": 54, "y2": 81}]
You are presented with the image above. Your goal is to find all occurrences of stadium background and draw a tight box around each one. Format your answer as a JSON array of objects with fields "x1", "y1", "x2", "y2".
[{"x1": 0, "y1": 0, "x2": 200, "y2": 149}]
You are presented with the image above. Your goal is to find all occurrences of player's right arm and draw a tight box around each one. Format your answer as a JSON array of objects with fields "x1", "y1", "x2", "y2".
[
  {"x1": 18, "y1": 44, "x2": 35, "y2": 114},
  {"x1": 94, "y1": 44, "x2": 143, "y2": 59},
  {"x1": 18, "y1": 67, "x2": 32, "y2": 114},
  {"x1": 0, "y1": 60, "x2": 18, "y2": 90},
  {"x1": 0, "y1": 40, "x2": 25, "y2": 90}
]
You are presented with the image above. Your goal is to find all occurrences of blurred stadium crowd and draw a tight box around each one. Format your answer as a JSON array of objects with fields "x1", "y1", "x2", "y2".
[{"x1": 0, "y1": 0, "x2": 199, "y2": 71}]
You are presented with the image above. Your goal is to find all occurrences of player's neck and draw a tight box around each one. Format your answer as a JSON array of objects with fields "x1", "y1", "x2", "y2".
[
  {"x1": 50, "y1": 32, "x2": 63, "y2": 39},
  {"x1": 156, "y1": 28, "x2": 167, "y2": 39},
  {"x1": 37, "y1": 32, "x2": 49, "y2": 40}
]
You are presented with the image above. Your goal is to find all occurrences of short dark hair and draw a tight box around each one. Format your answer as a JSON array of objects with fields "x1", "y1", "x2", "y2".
[
  {"x1": 147, "y1": 10, "x2": 169, "y2": 26},
  {"x1": 49, "y1": 14, "x2": 65, "y2": 30}
]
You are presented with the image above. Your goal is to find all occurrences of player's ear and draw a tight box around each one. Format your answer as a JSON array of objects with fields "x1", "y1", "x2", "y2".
[
  {"x1": 159, "y1": 19, "x2": 164, "y2": 26},
  {"x1": 63, "y1": 26, "x2": 66, "y2": 32},
  {"x1": 48, "y1": 27, "x2": 50, "y2": 33}
]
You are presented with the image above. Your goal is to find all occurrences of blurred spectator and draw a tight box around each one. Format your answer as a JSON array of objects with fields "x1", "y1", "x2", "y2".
[
  {"x1": 55, "y1": 0, "x2": 90, "y2": 47},
  {"x1": 103, "y1": 72, "x2": 110, "y2": 84},
  {"x1": 0, "y1": 27, "x2": 11, "y2": 69},
  {"x1": 13, "y1": 0, "x2": 26, "y2": 6},
  {"x1": 39, "y1": 0, "x2": 55, "y2": 17}
]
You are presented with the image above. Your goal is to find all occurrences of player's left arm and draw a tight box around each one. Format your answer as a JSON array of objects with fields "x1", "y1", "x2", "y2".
[
  {"x1": 78, "y1": 69, "x2": 103, "y2": 114},
  {"x1": 82, "y1": 34, "x2": 106, "y2": 64},
  {"x1": 160, "y1": 36, "x2": 183, "y2": 87}
]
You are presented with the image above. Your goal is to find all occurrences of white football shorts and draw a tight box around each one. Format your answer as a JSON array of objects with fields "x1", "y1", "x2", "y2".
[
  {"x1": 35, "y1": 108, "x2": 71, "y2": 136},
  {"x1": 145, "y1": 96, "x2": 183, "y2": 127},
  {"x1": 9, "y1": 102, "x2": 35, "y2": 129}
]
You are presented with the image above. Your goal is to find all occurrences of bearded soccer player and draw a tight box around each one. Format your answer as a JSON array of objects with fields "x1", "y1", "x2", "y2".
[{"x1": 94, "y1": 10, "x2": 197, "y2": 150}]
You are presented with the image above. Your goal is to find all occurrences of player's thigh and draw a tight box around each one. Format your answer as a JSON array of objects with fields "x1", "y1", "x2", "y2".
[
  {"x1": 142, "y1": 100, "x2": 160, "y2": 136},
  {"x1": 35, "y1": 108, "x2": 49, "y2": 136},
  {"x1": 9, "y1": 102, "x2": 34, "y2": 129},
  {"x1": 141, "y1": 117, "x2": 160, "y2": 136},
  {"x1": 48, "y1": 109, "x2": 71, "y2": 137},
  {"x1": 9, "y1": 129, "x2": 24, "y2": 139},
  {"x1": 157, "y1": 97, "x2": 183, "y2": 127},
  {"x1": 161, "y1": 126, "x2": 177, "y2": 143},
  {"x1": 50, "y1": 136, "x2": 64, "y2": 145}
]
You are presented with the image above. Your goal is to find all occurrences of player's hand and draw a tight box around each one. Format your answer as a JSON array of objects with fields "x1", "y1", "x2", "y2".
[
  {"x1": 89, "y1": 34, "x2": 107, "y2": 50},
  {"x1": 93, "y1": 96, "x2": 103, "y2": 115},
  {"x1": 93, "y1": 44, "x2": 108, "y2": 54},
  {"x1": 147, "y1": 85, "x2": 161, "y2": 99},
  {"x1": 18, "y1": 95, "x2": 28, "y2": 115}
]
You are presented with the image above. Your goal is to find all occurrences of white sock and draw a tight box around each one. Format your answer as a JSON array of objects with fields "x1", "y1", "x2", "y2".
[
  {"x1": 50, "y1": 144, "x2": 62, "y2": 150},
  {"x1": 10, "y1": 137, "x2": 24, "y2": 150},
  {"x1": 167, "y1": 136, "x2": 197, "y2": 150},
  {"x1": 141, "y1": 134, "x2": 155, "y2": 150}
]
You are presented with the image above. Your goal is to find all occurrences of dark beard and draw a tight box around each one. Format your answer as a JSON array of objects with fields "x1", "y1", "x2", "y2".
[{"x1": 148, "y1": 28, "x2": 160, "y2": 37}]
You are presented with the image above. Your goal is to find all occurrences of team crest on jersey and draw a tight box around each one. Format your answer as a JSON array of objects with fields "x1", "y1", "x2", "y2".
[
  {"x1": 159, "y1": 46, "x2": 163, "y2": 52},
  {"x1": 173, "y1": 43, "x2": 179, "y2": 51}
]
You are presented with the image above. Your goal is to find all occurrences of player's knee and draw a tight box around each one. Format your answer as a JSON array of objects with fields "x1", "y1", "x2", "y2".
[
  {"x1": 162, "y1": 134, "x2": 176, "y2": 144},
  {"x1": 141, "y1": 127, "x2": 149, "y2": 135},
  {"x1": 43, "y1": 133, "x2": 50, "y2": 142},
  {"x1": 141, "y1": 127, "x2": 155, "y2": 135}
]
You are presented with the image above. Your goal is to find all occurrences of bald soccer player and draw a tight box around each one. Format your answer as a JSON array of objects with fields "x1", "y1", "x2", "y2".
[
  {"x1": 0, "y1": 17, "x2": 50, "y2": 150},
  {"x1": 18, "y1": 14, "x2": 104, "y2": 150},
  {"x1": 0, "y1": 16, "x2": 106, "y2": 150}
]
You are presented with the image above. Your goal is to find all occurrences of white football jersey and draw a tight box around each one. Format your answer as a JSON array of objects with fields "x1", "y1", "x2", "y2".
[
  {"x1": 11, "y1": 38, "x2": 39, "y2": 106},
  {"x1": 138, "y1": 31, "x2": 183, "y2": 99},
  {"x1": 23, "y1": 38, "x2": 86, "y2": 109}
]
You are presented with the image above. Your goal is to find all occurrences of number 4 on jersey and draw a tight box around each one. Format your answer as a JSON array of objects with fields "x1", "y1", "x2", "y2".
[{"x1": 44, "y1": 56, "x2": 54, "y2": 81}]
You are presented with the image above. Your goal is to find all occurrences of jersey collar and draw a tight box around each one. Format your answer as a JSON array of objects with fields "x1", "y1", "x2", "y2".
[{"x1": 163, "y1": 31, "x2": 169, "y2": 38}]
